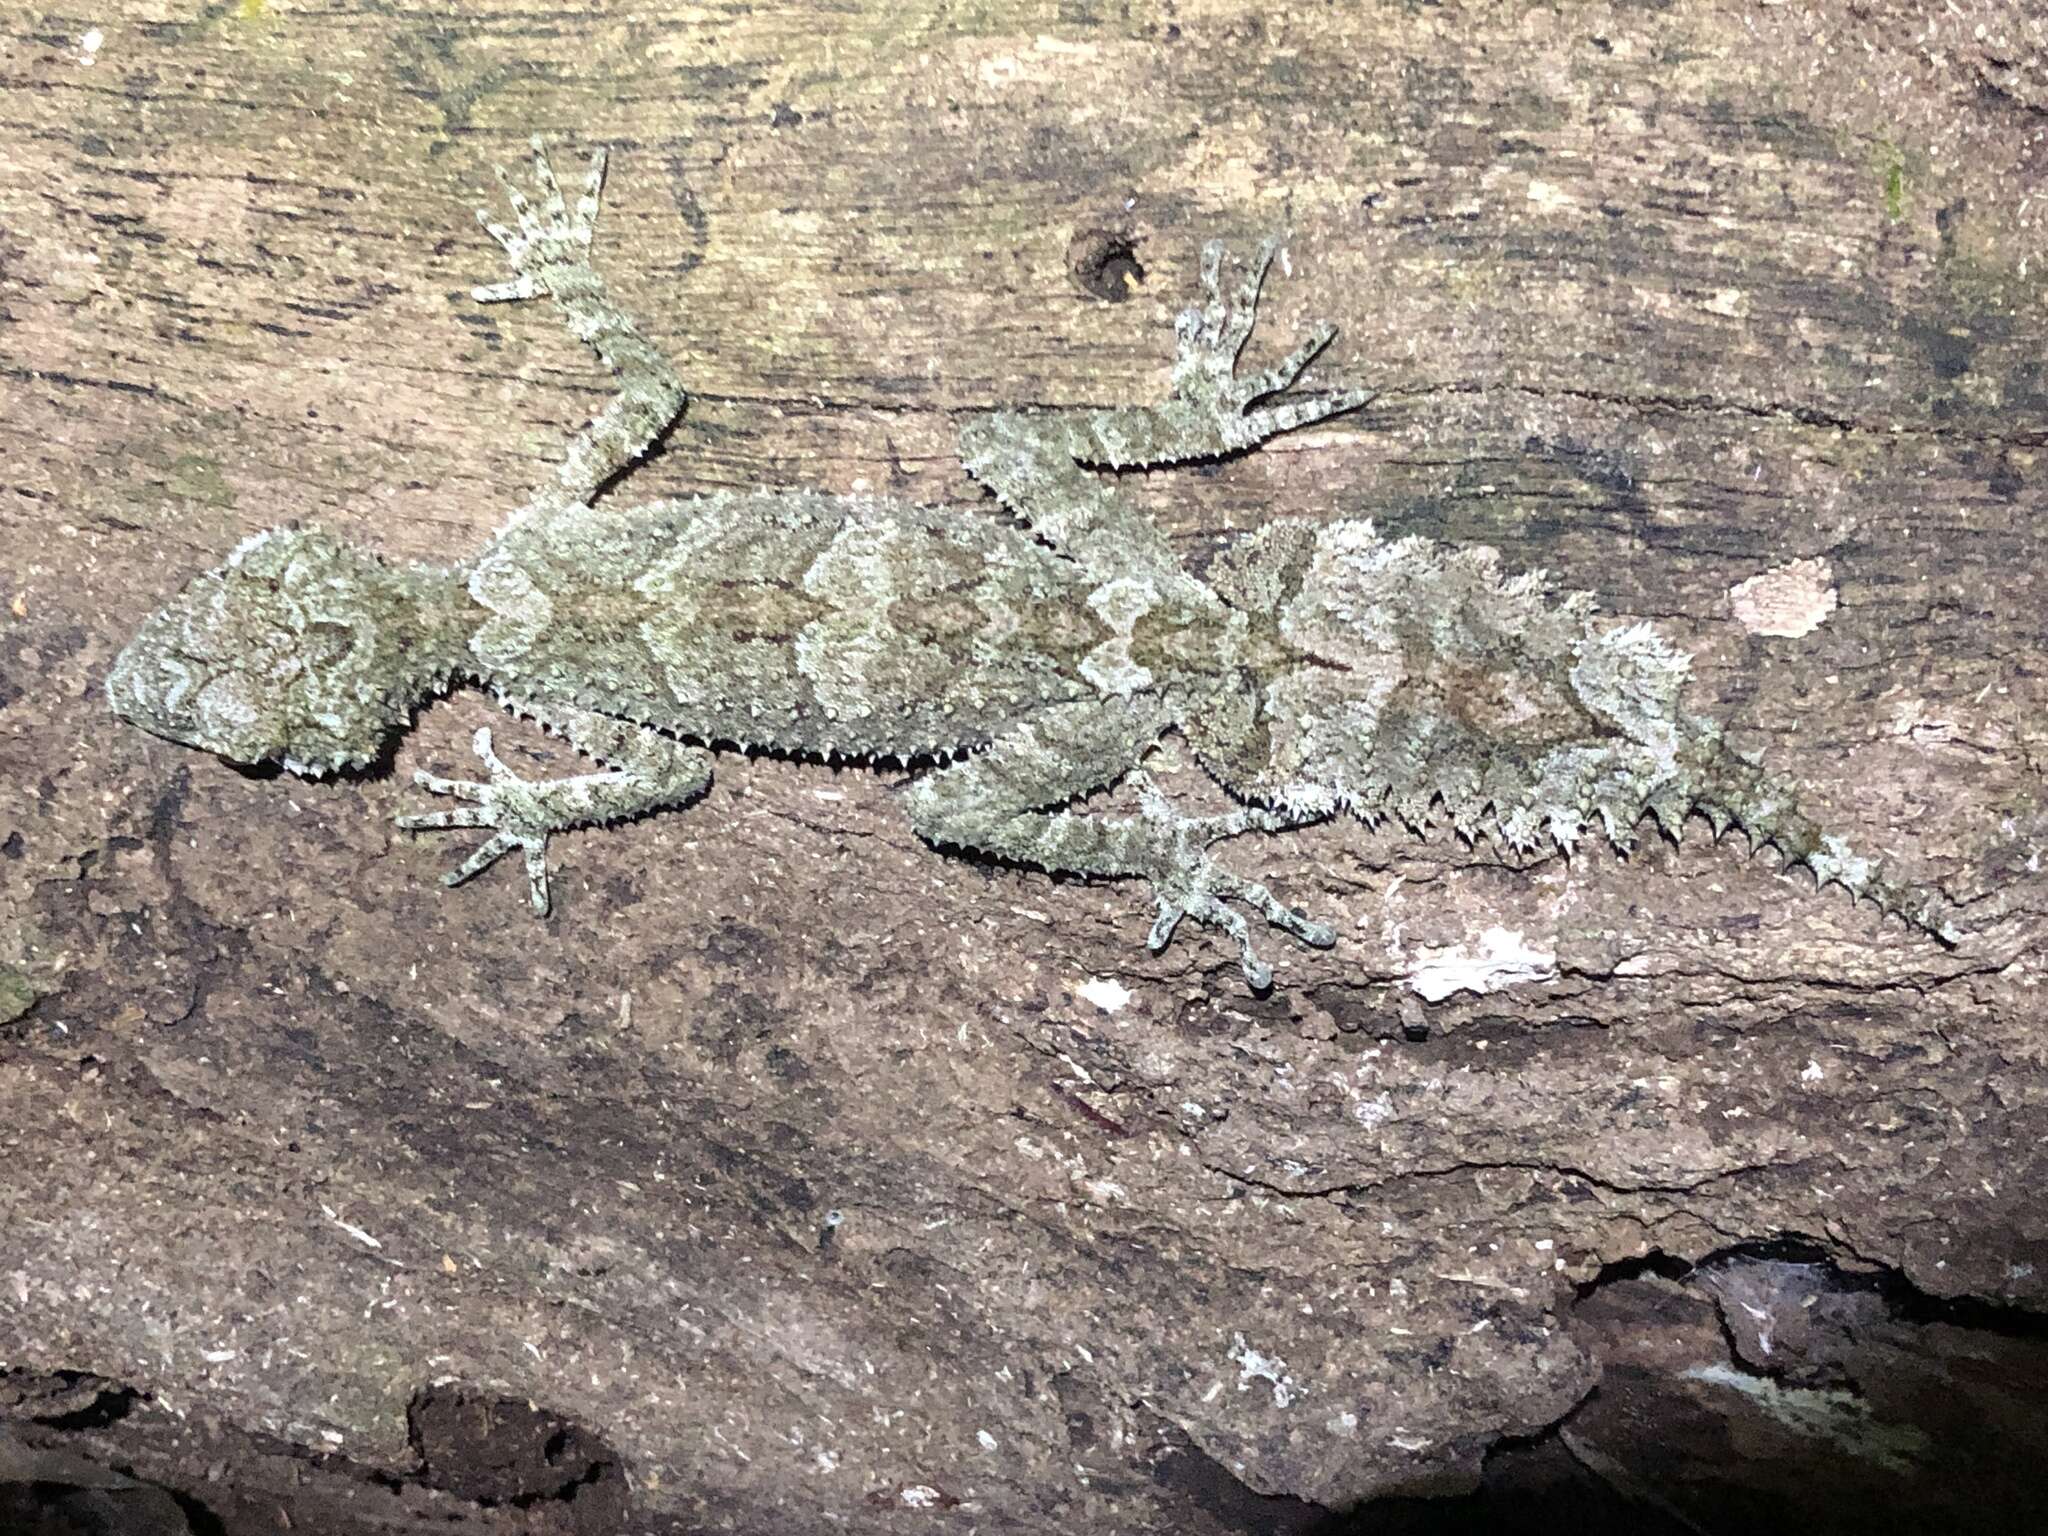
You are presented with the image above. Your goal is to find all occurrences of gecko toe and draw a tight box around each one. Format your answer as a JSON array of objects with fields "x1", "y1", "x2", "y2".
[
  {"x1": 1208, "y1": 902, "x2": 1273, "y2": 991},
  {"x1": 523, "y1": 840, "x2": 552, "y2": 915},
  {"x1": 1146, "y1": 899, "x2": 1185, "y2": 952},
  {"x1": 472, "y1": 275, "x2": 542, "y2": 304},
  {"x1": 1236, "y1": 321, "x2": 1338, "y2": 407},
  {"x1": 442, "y1": 831, "x2": 520, "y2": 887},
  {"x1": 411, "y1": 768, "x2": 489, "y2": 803},
  {"x1": 395, "y1": 807, "x2": 489, "y2": 831}
]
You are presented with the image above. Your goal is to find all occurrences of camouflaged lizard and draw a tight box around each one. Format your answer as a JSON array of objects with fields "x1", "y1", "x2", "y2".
[{"x1": 107, "y1": 141, "x2": 1959, "y2": 987}]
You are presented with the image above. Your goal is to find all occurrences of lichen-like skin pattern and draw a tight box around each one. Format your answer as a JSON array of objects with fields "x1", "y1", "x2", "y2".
[{"x1": 108, "y1": 141, "x2": 1959, "y2": 987}]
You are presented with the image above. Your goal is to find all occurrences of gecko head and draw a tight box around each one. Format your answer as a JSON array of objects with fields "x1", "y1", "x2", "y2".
[{"x1": 108, "y1": 526, "x2": 431, "y2": 776}]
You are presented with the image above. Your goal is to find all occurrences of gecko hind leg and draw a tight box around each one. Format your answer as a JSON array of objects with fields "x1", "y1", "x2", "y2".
[
  {"x1": 1125, "y1": 772, "x2": 1335, "y2": 990},
  {"x1": 1166, "y1": 235, "x2": 1375, "y2": 452},
  {"x1": 398, "y1": 703, "x2": 711, "y2": 915},
  {"x1": 902, "y1": 703, "x2": 1333, "y2": 990},
  {"x1": 957, "y1": 234, "x2": 1371, "y2": 582}
]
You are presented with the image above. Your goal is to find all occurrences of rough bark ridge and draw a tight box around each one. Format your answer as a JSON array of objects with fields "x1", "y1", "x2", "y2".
[{"x1": 2, "y1": 2, "x2": 2044, "y2": 1531}]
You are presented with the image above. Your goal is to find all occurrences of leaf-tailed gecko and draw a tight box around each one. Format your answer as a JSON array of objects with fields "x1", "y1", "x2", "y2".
[{"x1": 108, "y1": 141, "x2": 1958, "y2": 987}]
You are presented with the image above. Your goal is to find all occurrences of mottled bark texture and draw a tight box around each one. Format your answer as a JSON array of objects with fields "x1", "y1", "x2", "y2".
[{"x1": 2, "y1": 2, "x2": 2045, "y2": 1533}]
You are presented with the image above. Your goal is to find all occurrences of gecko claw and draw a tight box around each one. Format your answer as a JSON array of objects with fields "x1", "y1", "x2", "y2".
[
  {"x1": 1153, "y1": 892, "x2": 1273, "y2": 991},
  {"x1": 1169, "y1": 235, "x2": 1373, "y2": 451},
  {"x1": 397, "y1": 727, "x2": 556, "y2": 915},
  {"x1": 1130, "y1": 776, "x2": 1331, "y2": 987},
  {"x1": 471, "y1": 139, "x2": 608, "y2": 306}
]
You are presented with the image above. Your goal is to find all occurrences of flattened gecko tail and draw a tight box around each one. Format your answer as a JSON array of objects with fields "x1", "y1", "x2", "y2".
[{"x1": 1686, "y1": 738, "x2": 1962, "y2": 947}]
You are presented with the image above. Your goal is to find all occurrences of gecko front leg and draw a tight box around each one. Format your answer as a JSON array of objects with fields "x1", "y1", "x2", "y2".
[
  {"x1": 398, "y1": 701, "x2": 711, "y2": 914},
  {"x1": 473, "y1": 139, "x2": 690, "y2": 527},
  {"x1": 902, "y1": 700, "x2": 1333, "y2": 989}
]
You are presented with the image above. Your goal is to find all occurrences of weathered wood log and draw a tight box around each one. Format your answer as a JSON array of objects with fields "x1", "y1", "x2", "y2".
[{"x1": 2, "y1": 2, "x2": 2044, "y2": 1530}]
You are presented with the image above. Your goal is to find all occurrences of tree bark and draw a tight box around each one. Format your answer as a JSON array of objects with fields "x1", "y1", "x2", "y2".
[{"x1": 2, "y1": 2, "x2": 2044, "y2": 1531}]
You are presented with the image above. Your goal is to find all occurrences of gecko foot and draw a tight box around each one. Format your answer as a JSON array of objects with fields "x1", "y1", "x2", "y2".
[
  {"x1": 470, "y1": 136, "x2": 608, "y2": 305},
  {"x1": 1169, "y1": 236, "x2": 1374, "y2": 453},
  {"x1": 396, "y1": 728, "x2": 557, "y2": 915},
  {"x1": 1128, "y1": 774, "x2": 1335, "y2": 990}
]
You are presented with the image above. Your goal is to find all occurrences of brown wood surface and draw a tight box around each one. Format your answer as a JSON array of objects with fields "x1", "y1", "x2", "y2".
[{"x1": 2, "y1": 2, "x2": 2045, "y2": 1531}]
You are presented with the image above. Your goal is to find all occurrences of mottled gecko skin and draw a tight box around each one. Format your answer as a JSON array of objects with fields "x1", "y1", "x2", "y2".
[{"x1": 107, "y1": 142, "x2": 1959, "y2": 987}]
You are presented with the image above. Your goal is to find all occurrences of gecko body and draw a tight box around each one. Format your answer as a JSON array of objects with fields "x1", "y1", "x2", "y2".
[{"x1": 108, "y1": 142, "x2": 1957, "y2": 986}]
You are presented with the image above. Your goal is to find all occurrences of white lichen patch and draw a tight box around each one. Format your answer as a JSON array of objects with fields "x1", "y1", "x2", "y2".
[
  {"x1": 1076, "y1": 976, "x2": 1132, "y2": 1013},
  {"x1": 1728, "y1": 557, "x2": 1838, "y2": 638},
  {"x1": 1229, "y1": 1333, "x2": 1301, "y2": 1408},
  {"x1": 1350, "y1": 1091, "x2": 1396, "y2": 1130},
  {"x1": 1405, "y1": 927, "x2": 1558, "y2": 1003}
]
